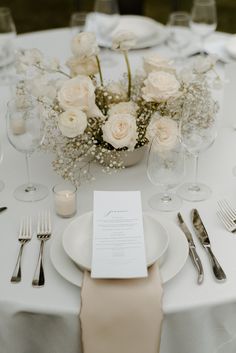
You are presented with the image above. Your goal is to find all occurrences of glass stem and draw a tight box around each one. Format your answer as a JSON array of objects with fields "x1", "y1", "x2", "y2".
[
  {"x1": 25, "y1": 153, "x2": 35, "y2": 192},
  {"x1": 191, "y1": 154, "x2": 201, "y2": 192},
  {"x1": 161, "y1": 186, "x2": 172, "y2": 203}
]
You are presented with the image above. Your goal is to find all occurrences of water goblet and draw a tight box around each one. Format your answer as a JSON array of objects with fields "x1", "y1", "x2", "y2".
[
  {"x1": 6, "y1": 97, "x2": 48, "y2": 202},
  {"x1": 147, "y1": 137, "x2": 184, "y2": 212},
  {"x1": 167, "y1": 11, "x2": 191, "y2": 64},
  {"x1": 190, "y1": 0, "x2": 217, "y2": 56},
  {"x1": 0, "y1": 7, "x2": 16, "y2": 83},
  {"x1": 178, "y1": 109, "x2": 218, "y2": 202}
]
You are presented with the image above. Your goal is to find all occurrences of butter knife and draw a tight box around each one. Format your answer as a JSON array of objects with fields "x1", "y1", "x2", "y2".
[
  {"x1": 192, "y1": 209, "x2": 226, "y2": 282},
  {"x1": 177, "y1": 212, "x2": 204, "y2": 284}
]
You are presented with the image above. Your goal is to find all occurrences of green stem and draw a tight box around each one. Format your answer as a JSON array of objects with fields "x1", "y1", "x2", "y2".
[
  {"x1": 95, "y1": 55, "x2": 103, "y2": 86},
  {"x1": 123, "y1": 50, "x2": 131, "y2": 99}
]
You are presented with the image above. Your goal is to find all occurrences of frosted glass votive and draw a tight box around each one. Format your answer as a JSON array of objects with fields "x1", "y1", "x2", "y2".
[{"x1": 53, "y1": 183, "x2": 77, "y2": 218}]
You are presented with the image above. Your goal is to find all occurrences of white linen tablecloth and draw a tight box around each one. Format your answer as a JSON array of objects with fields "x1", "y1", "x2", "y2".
[{"x1": 1, "y1": 28, "x2": 236, "y2": 353}]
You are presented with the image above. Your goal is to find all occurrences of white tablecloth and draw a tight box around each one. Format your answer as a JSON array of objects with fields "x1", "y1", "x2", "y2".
[{"x1": 1, "y1": 28, "x2": 236, "y2": 353}]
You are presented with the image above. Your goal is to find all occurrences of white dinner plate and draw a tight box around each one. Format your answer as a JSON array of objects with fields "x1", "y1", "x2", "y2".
[
  {"x1": 62, "y1": 212, "x2": 169, "y2": 271},
  {"x1": 50, "y1": 214, "x2": 188, "y2": 286},
  {"x1": 95, "y1": 15, "x2": 168, "y2": 49}
]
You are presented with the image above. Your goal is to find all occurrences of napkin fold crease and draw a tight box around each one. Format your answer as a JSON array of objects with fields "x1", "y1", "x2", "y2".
[{"x1": 80, "y1": 262, "x2": 163, "y2": 353}]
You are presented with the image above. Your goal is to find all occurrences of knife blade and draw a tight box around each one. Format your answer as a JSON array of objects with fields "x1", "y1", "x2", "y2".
[
  {"x1": 192, "y1": 209, "x2": 226, "y2": 282},
  {"x1": 177, "y1": 212, "x2": 204, "y2": 284},
  {"x1": 0, "y1": 207, "x2": 7, "y2": 213}
]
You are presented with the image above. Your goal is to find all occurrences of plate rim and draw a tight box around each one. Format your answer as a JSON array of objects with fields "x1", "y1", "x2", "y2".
[{"x1": 50, "y1": 212, "x2": 188, "y2": 287}]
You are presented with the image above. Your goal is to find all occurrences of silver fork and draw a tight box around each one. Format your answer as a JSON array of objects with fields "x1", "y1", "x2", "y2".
[
  {"x1": 32, "y1": 211, "x2": 52, "y2": 287},
  {"x1": 217, "y1": 199, "x2": 236, "y2": 233},
  {"x1": 11, "y1": 217, "x2": 32, "y2": 283}
]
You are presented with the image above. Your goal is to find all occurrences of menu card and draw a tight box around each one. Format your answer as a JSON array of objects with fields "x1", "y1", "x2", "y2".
[{"x1": 91, "y1": 191, "x2": 147, "y2": 279}]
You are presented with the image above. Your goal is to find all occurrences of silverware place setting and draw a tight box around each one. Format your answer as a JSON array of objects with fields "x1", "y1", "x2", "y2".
[
  {"x1": 177, "y1": 208, "x2": 226, "y2": 284},
  {"x1": 10, "y1": 211, "x2": 52, "y2": 287}
]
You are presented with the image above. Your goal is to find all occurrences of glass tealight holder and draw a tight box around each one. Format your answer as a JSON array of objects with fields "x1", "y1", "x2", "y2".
[{"x1": 53, "y1": 183, "x2": 77, "y2": 218}]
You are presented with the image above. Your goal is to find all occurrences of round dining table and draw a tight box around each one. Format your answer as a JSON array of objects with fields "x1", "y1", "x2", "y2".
[{"x1": 1, "y1": 27, "x2": 236, "y2": 353}]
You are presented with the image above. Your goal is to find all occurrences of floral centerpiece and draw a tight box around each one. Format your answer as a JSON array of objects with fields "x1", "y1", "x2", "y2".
[{"x1": 15, "y1": 30, "x2": 220, "y2": 186}]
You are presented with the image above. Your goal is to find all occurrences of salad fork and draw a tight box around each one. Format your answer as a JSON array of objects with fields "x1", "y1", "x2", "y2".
[
  {"x1": 217, "y1": 199, "x2": 236, "y2": 233},
  {"x1": 11, "y1": 217, "x2": 32, "y2": 283},
  {"x1": 32, "y1": 211, "x2": 52, "y2": 287}
]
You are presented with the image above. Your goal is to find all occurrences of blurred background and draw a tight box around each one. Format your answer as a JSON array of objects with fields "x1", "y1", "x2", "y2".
[{"x1": 1, "y1": 0, "x2": 235, "y2": 34}]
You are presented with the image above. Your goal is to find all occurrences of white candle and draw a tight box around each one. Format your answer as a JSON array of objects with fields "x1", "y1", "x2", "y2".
[
  {"x1": 11, "y1": 118, "x2": 26, "y2": 135},
  {"x1": 54, "y1": 190, "x2": 77, "y2": 218}
]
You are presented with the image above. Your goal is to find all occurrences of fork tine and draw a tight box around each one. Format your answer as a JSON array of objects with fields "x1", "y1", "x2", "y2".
[
  {"x1": 217, "y1": 210, "x2": 233, "y2": 229},
  {"x1": 218, "y1": 199, "x2": 236, "y2": 220}
]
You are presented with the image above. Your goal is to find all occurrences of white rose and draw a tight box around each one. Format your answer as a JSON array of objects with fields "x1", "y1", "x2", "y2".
[
  {"x1": 58, "y1": 108, "x2": 87, "y2": 138},
  {"x1": 112, "y1": 30, "x2": 137, "y2": 51},
  {"x1": 142, "y1": 71, "x2": 180, "y2": 103},
  {"x1": 102, "y1": 113, "x2": 138, "y2": 150},
  {"x1": 147, "y1": 114, "x2": 178, "y2": 149},
  {"x1": 57, "y1": 75, "x2": 103, "y2": 118},
  {"x1": 66, "y1": 55, "x2": 98, "y2": 77},
  {"x1": 143, "y1": 54, "x2": 175, "y2": 74},
  {"x1": 108, "y1": 101, "x2": 138, "y2": 117},
  {"x1": 71, "y1": 32, "x2": 99, "y2": 58}
]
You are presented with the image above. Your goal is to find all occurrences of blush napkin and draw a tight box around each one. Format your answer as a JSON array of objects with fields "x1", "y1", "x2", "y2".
[{"x1": 80, "y1": 262, "x2": 163, "y2": 353}]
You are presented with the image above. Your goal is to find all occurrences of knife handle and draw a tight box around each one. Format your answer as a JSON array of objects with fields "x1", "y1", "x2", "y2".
[
  {"x1": 189, "y1": 247, "x2": 204, "y2": 284},
  {"x1": 206, "y1": 247, "x2": 226, "y2": 281}
]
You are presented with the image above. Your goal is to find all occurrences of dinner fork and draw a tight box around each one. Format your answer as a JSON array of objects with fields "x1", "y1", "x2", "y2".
[
  {"x1": 32, "y1": 211, "x2": 52, "y2": 287},
  {"x1": 217, "y1": 199, "x2": 236, "y2": 233},
  {"x1": 11, "y1": 217, "x2": 32, "y2": 283}
]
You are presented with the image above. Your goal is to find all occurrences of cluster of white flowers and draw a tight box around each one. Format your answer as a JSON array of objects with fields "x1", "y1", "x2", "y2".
[
  {"x1": 14, "y1": 31, "x2": 219, "y2": 186},
  {"x1": 67, "y1": 32, "x2": 99, "y2": 77}
]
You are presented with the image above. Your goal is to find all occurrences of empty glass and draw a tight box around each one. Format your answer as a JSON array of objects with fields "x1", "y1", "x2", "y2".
[
  {"x1": 178, "y1": 109, "x2": 218, "y2": 201},
  {"x1": 0, "y1": 7, "x2": 16, "y2": 82},
  {"x1": 6, "y1": 97, "x2": 48, "y2": 202},
  {"x1": 190, "y1": 0, "x2": 217, "y2": 55},
  {"x1": 167, "y1": 11, "x2": 191, "y2": 63},
  {"x1": 147, "y1": 137, "x2": 184, "y2": 212}
]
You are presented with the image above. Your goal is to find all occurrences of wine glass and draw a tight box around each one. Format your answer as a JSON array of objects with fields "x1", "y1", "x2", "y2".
[
  {"x1": 147, "y1": 137, "x2": 184, "y2": 212},
  {"x1": 0, "y1": 7, "x2": 16, "y2": 83},
  {"x1": 178, "y1": 108, "x2": 218, "y2": 202},
  {"x1": 6, "y1": 97, "x2": 48, "y2": 202},
  {"x1": 69, "y1": 12, "x2": 88, "y2": 37},
  {"x1": 167, "y1": 11, "x2": 191, "y2": 63},
  {"x1": 93, "y1": 0, "x2": 120, "y2": 64},
  {"x1": 190, "y1": 0, "x2": 217, "y2": 56}
]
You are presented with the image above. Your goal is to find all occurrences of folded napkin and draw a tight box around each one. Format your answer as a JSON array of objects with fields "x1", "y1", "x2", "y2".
[
  {"x1": 110, "y1": 15, "x2": 159, "y2": 44},
  {"x1": 87, "y1": 14, "x2": 160, "y2": 47},
  {"x1": 80, "y1": 262, "x2": 163, "y2": 353}
]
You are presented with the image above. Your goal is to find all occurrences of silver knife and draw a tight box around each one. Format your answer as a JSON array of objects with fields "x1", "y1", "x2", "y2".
[
  {"x1": 192, "y1": 209, "x2": 226, "y2": 282},
  {"x1": 177, "y1": 212, "x2": 204, "y2": 284}
]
